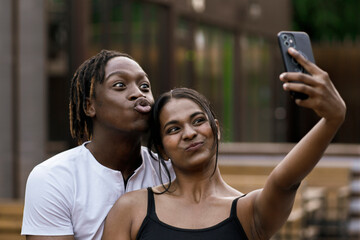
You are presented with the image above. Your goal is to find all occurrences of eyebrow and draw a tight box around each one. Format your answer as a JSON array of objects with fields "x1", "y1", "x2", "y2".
[
  {"x1": 105, "y1": 71, "x2": 149, "y2": 81},
  {"x1": 162, "y1": 111, "x2": 205, "y2": 130}
]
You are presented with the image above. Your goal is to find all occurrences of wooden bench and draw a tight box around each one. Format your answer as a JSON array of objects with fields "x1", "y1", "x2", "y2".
[
  {"x1": 221, "y1": 174, "x2": 268, "y2": 193},
  {"x1": 0, "y1": 199, "x2": 25, "y2": 240},
  {"x1": 218, "y1": 147, "x2": 354, "y2": 240}
]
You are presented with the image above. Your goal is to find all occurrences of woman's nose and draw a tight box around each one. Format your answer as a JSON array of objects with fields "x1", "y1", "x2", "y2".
[{"x1": 183, "y1": 124, "x2": 197, "y2": 140}]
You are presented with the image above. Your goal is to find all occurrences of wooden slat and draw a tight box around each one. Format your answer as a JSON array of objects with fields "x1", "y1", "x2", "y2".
[{"x1": 0, "y1": 200, "x2": 23, "y2": 239}]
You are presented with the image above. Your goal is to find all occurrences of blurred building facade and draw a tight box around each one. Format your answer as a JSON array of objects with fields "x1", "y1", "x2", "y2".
[{"x1": 0, "y1": 0, "x2": 359, "y2": 199}]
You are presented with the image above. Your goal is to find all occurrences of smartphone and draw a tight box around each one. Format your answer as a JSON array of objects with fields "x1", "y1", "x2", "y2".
[{"x1": 277, "y1": 31, "x2": 315, "y2": 100}]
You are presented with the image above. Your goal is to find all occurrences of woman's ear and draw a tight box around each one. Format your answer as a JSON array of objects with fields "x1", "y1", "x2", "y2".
[
  {"x1": 158, "y1": 145, "x2": 170, "y2": 161},
  {"x1": 85, "y1": 98, "x2": 96, "y2": 117},
  {"x1": 215, "y1": 119, "x2": 221, "y2": 141}
]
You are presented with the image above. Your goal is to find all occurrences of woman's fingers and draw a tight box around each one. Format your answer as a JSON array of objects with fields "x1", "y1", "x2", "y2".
[
  {"x1": 279, "y1": 48, "x2": 346, "y2": 122},
  {"x1": 280, "y1": 71, "x2": 345, "y2": 122},
  {"x1": 287, "y1": 47, "x2": 319, "y2": 75},
  {"x1": 280, "y1": 71, "x2": 315, "y2": 87},
  {"x1": 282, "y1": 80, "x2": 312, "y2": 98}
]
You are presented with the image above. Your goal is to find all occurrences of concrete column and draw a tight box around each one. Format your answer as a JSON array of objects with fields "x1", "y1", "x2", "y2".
[
  {"x1": 17, "y1": 0, "x2": 47, "y2": 198},
  {"x1": 0, "y1": 0, "x2": 14, "y2": 198}
]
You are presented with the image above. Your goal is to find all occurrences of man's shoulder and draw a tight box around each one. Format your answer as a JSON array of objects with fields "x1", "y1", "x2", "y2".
[
  {"x1": 140, "y1": 146, "x2": 170, "y2": 169},
  {"x1": 139, "y1": 146, "x2": 175, "y2": 180},
  {"x1": 29, "y1": 144, "x2": 86, "y2": 179},
  {"x1": 39, "y1": 144, "x2": 85, "y2": 166},
  {"x1": 140, "y1": 146, "x2": 158, "y2": 162}
]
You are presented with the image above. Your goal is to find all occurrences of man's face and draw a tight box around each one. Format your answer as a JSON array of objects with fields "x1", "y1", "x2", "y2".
[{"x1": 89, "y1": 56, "x2": 154, "y2": 134}]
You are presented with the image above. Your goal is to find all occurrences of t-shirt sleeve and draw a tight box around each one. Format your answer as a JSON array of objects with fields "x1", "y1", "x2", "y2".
[{"x1": 21, "y1": 165, "x2": 74, "y2": 236}]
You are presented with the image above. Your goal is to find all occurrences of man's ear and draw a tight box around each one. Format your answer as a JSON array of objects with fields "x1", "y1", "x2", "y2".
[
  {"x1": 215, "y1": 119, "x2": 221, "y2": 141},
  {"x1": 85, "y1": 98, "x2": 96, "y2": 117}
]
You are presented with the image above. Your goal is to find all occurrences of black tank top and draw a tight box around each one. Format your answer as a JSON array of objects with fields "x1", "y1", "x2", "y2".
[{"x1": 136, "y1": 187, "x2": 249, "y2": 240}]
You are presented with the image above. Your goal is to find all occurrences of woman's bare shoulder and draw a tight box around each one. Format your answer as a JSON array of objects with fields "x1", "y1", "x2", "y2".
[
  {"x1": 111, "y1": 188, "x2": 149, "y2": 213},
  {"x1": 104, "y1": 189, "x2": 149, "y2": 239}
]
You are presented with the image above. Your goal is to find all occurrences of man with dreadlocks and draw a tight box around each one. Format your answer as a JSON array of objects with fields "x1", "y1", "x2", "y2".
[{"x1": 21, "y1": 50, "x2": 175, "y2": 240}]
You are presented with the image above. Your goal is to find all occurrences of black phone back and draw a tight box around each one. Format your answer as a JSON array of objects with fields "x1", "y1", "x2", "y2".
[
  {"x1": 277, "y1": 31, "x2": 315, "y2": 99},
  {"x1": 278, "y1": 31, "x2": 315, "y2": 73}
]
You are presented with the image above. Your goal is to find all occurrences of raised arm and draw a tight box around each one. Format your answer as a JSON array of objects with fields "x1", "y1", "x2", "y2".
[{"x1": 252, "y1": 47, "x2": 346, "y2": 238}]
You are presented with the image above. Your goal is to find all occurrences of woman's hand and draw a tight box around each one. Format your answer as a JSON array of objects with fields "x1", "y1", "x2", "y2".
[{"x1": 280, "y1": 47, "x2": 346, "y2": 126}]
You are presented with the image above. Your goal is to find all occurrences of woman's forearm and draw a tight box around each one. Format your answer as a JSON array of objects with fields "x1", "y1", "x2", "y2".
[{"x1": 271, "y1": 116, "x2": 344, "y2": 190}]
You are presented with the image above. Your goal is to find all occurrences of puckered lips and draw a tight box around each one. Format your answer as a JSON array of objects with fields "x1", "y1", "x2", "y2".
[
  {"x1": 134, "y1": 98, "x2": 151, "y2": 113},
  {"x1": 185, "y1": 141, "x2": 204, "y2": 151}
]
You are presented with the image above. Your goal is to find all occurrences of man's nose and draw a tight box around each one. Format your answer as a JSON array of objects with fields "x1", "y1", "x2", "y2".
[{"x1": 129, "y1": 85, "x2": 145, "y2": 100}]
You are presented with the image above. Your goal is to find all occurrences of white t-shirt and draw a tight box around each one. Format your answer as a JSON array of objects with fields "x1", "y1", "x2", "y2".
[{"x1": 21, "y1": 142, "x2": 174, "y2": 239}]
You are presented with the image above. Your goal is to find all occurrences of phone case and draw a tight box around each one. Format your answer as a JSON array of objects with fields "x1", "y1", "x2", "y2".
[{"x1": 277, "y1": 31, "x2": 315, "y2": 99}]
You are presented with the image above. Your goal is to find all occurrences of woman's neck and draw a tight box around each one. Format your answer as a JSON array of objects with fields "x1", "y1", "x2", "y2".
[{"x1": 169, "y1": 168, "x2": 229, "y2": 203}]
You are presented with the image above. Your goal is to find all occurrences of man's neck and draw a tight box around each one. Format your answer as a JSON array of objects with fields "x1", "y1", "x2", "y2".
[{"x1": 86, "y1": 136, "x2": 143, "y2": 177}]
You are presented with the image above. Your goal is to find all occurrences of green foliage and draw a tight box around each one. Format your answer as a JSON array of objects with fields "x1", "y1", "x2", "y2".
[{"x1": 292, "y1": 0, "x2": 360, "y2": 42}]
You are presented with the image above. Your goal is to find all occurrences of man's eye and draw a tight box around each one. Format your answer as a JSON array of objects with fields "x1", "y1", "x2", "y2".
[
  {"x1": 140, "y1": 83, "x2": 150, "y2": 90},
  {"x1": 113, "y1": 82, "x2": 125, "y2": 88}
]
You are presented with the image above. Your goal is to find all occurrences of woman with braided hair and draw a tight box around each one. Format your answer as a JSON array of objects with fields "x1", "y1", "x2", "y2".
[{"x1": 21, "y1": 50, "x2": 174, "y2": 240}]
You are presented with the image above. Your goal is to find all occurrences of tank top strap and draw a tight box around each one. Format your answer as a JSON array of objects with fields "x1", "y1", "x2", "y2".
[
  {"x1": 230, "y1": 194, "x2": 247, "y2": 217},
  {"x1": 146, "y1": 187, "x2": 155, "y2": 216}
]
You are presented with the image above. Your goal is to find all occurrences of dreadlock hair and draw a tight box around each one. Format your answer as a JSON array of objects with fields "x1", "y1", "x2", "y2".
[
  {"x1": 69, "y1": 49, "x2": 133, "y2": 145},
  {"x1": 147, "y1": 87, "x2": 220, "y2": 193}
]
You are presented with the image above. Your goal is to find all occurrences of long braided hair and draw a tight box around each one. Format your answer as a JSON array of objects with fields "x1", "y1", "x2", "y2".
[{"x1": 69, "y1": 49, "x2": 133, "y2": 145}]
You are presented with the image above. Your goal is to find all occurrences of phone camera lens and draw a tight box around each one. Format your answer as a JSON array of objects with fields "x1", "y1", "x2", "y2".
[
  {"x1": 281, "y1": 34, "x2": 288, "y2": 40},
  {"x1": 284, "y1": 41, "x2": 290, "y2": 47}
]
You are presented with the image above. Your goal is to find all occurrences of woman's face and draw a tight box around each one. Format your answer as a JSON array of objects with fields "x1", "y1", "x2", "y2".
[{"x1": 159, "y1": 98, "x2": 218, "y2": 173}]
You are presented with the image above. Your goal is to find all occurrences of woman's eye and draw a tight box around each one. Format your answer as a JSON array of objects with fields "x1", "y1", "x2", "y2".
[
  {"x1": 166, "y1": 127, "x2": 179, "y2": 134},
  {"x1": 193, "y1": 117, "x2": 206, "y2": 125}
]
